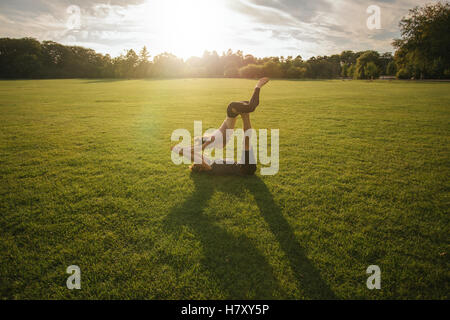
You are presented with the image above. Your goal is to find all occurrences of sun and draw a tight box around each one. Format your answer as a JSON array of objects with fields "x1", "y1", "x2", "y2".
[{"x1": 145, "y1": 0, "x2": 227, "y2": 59}]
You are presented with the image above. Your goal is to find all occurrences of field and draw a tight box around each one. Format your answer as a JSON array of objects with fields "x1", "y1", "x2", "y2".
[{"x1": 0, "y1": 79, "x2": 449, "y2": 299}]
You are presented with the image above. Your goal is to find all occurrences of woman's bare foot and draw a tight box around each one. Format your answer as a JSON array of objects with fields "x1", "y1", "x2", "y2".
[{"x1": 256, "y1": 77, "x2": 270, "y2": 88}]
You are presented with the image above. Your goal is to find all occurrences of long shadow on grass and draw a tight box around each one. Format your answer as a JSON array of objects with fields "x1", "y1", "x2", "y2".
[
  {"x1": 163, "y1": 173, "x2": 335, "y2": 299},
  {"x1": 163, "y1": 174, "x2": 285, "y2": 299},
  {"x1": 245, "y1": 176, "x2": 336, "y2": 299}
]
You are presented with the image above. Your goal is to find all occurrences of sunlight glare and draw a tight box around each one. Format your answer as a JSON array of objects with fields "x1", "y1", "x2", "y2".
[{"x1": 145, "y1": 0, "x2": 227, "y2": 58}]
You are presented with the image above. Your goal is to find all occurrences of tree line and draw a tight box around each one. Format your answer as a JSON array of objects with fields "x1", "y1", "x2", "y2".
[{"x1": 0, "y1": 2, "x2": 448, "y2": 80}]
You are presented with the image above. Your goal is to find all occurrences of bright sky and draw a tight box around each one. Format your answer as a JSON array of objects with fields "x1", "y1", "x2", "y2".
[{"x1": 0, "y1": 0, "x2": 437, "y2": 59}]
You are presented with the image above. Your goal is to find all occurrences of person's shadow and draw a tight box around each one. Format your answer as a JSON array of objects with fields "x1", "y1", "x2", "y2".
[{"x1": 162, "y1": 174, "x2": 336, "y2": 299}]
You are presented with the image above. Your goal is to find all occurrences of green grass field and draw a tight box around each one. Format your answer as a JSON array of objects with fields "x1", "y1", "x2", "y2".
[{"x1": 0, "y1": 79, "x2": 449, "y2": 299}]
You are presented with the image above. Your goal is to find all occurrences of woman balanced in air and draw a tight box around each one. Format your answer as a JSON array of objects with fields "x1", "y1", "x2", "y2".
[{"x1": 172, "y1": 77, "x2": 270, "y2": 175}]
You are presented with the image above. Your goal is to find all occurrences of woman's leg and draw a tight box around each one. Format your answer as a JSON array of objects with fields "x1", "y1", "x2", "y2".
[
  {"x1": 227, "y1": 88, "x2": 260, "y2": 117},
  {"x1": 227, "y1": 77, "x2": 269, "y2": 118}
]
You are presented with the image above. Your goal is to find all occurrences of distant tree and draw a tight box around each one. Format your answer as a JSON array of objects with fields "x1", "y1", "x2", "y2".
[
  {"x1": 0, "y1": 38, "x2": 43, "y2": 78},
  {"x1": 152, "y1": 52, "x2": 185, "y2": 78},
  {"x1": 221, "y1": 49, "x2": 244, "y2": 75},
  {"x1": 100, "y1": 54, "x2": 114, "y2": 78},
  {"x1": 136, "y1": 46, "x2": 151, "y2": 78},
  {"x1": 292, "y1": 55, "x2": 303, "y2": 67},
  {"x1": 262, "y1": 60, "x2": 283, "y2": 78},
  {"x1": 386, "y1": 61, "x2": 397, "y2": 76},
  {"x1": 125, "y1": 49, "x2": 139, "y2": 77},
  {"x1": 396, "y1": 68, "x2": 411, "y2": 79},
  {"x1": 224, "y1": 66, "x2": 239, "y2": 78},
  {"x1": 340, "y1": 50, "x2": 357, "y2": 65},
  {"x1": 347, "y1": 65, "x2": 355, "y2": 78},
  {"x1": 185, "y1": 56, "x2": 205, "y2": 77},
  {"x1": 64, "y1": 46, "x2": 105, "y2": 78},
  {"x1": 393, "y1": 2, "x2": 450, "y2": 79},
  {"x1": 238, "y1": 64, "x2": 263, "y2": 78},
  {"x1": 113, "y1": 49, "x2": 139, "y2": 78},
  {"x1": 202, "y1": 50, "x2": 222, "y2": 77},
  {"x1": 14, "y1": 53, "x2": 42, "y2": 78},
  {"x1": 41, "y1": 41, "x2": 69, "y2": 77},
  {"x1": 364, "y1": 62, "x2": 379, "y2": 80},
  {"x1": 306, "y1": 56, "x2": 340, "y2": 79},
  {"x1": 139, "y1": 46, "x2": 150, "y2": 62},
  {"x1": 286, "y1": 66, "x2": 306, "y2": 79},
  {"x1": 341, "y1": 64, "x2": 349, "y2": 77},
  {"x1": 243, "y1": 54, "x2": 257, "y2": 66},
  {"x1": 354, "y1": 51, "x2": 381, "y2": 79},
  {"x1": 379, "y1": 52, "x2": 394, "y2": 75}
]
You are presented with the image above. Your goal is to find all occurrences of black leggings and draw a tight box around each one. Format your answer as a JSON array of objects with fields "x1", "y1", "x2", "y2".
[{"x1": 227, "y1": 87, "x2": 260, "y2": 118}]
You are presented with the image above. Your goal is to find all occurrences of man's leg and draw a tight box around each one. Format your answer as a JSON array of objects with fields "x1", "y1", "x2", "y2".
[
  {"x1": 240, "y1": 113, "x2": 257, "y2": 174},
  {"x1": 241, "y1": 113, "x2": 252, "y2": 152}
]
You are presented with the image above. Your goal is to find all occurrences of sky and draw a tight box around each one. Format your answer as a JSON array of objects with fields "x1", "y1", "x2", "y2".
[{"x1": 0, "y1": 0, "x2": 438, "y2": 60}]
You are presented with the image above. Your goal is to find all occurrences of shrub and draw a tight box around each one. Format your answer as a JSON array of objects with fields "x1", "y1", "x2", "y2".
[
  {"x1": 224, "y1": 67, "x2": 239, "y2": 78},
  {"x1": 396, "y1": 68, "x2": 411, "y2": 79},
  {"x1": 238, "y1": 64, "x2": 264, "y2": 78}
]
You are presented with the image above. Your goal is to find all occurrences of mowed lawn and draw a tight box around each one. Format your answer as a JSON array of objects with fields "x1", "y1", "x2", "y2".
[{"x1": 0, "y1": 79, "x2": 448, "y2": 299}]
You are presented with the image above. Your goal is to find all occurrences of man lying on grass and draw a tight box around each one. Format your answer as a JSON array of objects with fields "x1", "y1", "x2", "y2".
[{"x1": 171, "y1": 77, "x2": 269, "y2": 176}]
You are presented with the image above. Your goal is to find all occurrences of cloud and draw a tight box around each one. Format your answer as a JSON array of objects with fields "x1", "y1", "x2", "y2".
[
  {"x1": 235, "y1": 0, "x2": 331, "y2": 22},
  {"x1": 0, "y1": 0, "x2": 441, "y2": 59},
  {"x1": 0, "y1": 1, "x2": 151, "y2": 56},
  {"x1": 225, "y1": 0, "x2": 437, "y2": 57}
]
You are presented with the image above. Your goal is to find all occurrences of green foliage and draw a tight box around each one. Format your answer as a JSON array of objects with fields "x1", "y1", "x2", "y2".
[
  {"x1": 379, "y1": 52, "x2": 394, "y2": 75},
  {"x1": 364, "y1": 62, "x2": 379, "y2": 80},
  {"x1": 341, "y1": 64, "x2": 349, "y2": 77},
  {"x1": 0, "y1": 79, "x2": 448, "y2": 299},
  {"x1": 306, "y1": 56, "x2": 340, "y2": 79},
  {"x1": 393, "y1": 2, "x2": 450, "y2": 79},
  {"x1": 262, "y1": 60, "x2": 284, "y2": 78},
  {"x1": 347, "y1": 64, "x2": 355, "y2": 78},
  {"x1": 238, "y1": 64, "x2": 263, "y2": 78},
  {"x1": 151, "y1": 52, "x2": 184, "y2": 78},
  {"x1": 340, "y1": 50, "x2": 358, "y2": 65},
  {"x1": 286, "y1": 66, "x2": 307, "y2": 79},
  {"x1": 224, "y1": 66, "x2": 240, "y2": 78},
  {"x1": 354, "y1": 51, "x2": 381, "y2": 79},
  {"x1": 386, "y1": 61, "x2": 397, "y2": 76},
  {"x1": 396, "y1": 68, "x2": 411, "y2": 79},
  {"x1": 139, "y1": 46, "x2": 150, "y2": 62},
  {"x1": 0, "y1": 39, "x2": 342, "y2": 80},
  {"x1": 13, "y1": 53, "x2": 42, "y2": 78}
]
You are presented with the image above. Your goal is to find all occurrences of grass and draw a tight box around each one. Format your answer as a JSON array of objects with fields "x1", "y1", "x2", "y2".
[{"x1": 0, "y1": 78, "x2": 449, "y2": 299}]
